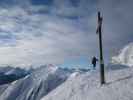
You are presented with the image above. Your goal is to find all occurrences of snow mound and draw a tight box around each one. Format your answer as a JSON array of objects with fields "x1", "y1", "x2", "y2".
[
  {"x1": 69, "y1": 72, "x2": 81, "y2": 79},
  {"x1": 112, "y1": 43, "x2": 133, "y2": 67},
  {"x1": 0, "y1": 65, "x2": 70, "y2": 100},
  {"x1": 41, "y1": 66, "x2": 133, "y2": 100}
]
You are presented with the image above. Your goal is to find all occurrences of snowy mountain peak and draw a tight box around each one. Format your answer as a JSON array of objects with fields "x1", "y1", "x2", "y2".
[
  {"x1": 47, "y1": 64, "x2": 59, "y2": 73},
  {"x1": 112, "y1": 43, "x2": 133, "y2": 67},
  {"x1": 0, "y1": 65, "x2": 71, "y2": 100}
]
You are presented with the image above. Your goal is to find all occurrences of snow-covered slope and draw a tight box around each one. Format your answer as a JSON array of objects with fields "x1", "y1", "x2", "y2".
[
  {"x1": 0, "y1": 65, "x2": 70, "y2": 100},
  {"x1": 0, "y1": 84, "x2": 9, "y2": 96},
  {"x1": 112, "y1": 43, "x2": 133, "y2": 67},
  {"x1": 41, "y1": 66, "x2": 133, "y2": 100}
]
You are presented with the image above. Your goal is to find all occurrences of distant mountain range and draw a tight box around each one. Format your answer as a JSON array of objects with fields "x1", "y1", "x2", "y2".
[
  {"x1": 0, "y1": 65, "x2": 71, "y2": 100},
  {"x1": 0, "y1": 66, "x2": 30, "y2": 85}
]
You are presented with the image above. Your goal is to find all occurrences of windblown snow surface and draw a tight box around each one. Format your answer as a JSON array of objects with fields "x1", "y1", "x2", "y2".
[
  {"x1": 112, "y1": 43, "x2": 133, "y2": 67},
  {"x1": 0, "y1": 84, "x2": 9, "y2": 96},
  {"x1": 0, "y1": 65, "x2": 70, "y2": 100},
  {"x1": 41, "y1": 66, "x2": 133, "y2": 100}
]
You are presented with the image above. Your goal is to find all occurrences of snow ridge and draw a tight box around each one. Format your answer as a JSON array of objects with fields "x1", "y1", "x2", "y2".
[
  {"x1": 42, "y1": 66, "x2": 133, "y2": 100},
  {"x1": 112, "y1": 43, "x2": 133, "y2": 67}
]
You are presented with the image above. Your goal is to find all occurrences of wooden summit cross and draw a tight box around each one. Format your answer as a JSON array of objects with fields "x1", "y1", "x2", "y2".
[{"x1": 96, "y1": 11, "x2": 105, "y2": 85}]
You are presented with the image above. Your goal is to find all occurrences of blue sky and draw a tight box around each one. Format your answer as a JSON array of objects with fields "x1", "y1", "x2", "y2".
[{"x1": 0, "y1": 0, "x2": 132, "y2": 68}]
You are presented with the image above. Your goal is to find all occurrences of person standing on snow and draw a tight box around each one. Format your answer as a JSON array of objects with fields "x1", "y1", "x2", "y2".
[{"x1": 91, "y1": 56, "x2": 98, "y2": 69}]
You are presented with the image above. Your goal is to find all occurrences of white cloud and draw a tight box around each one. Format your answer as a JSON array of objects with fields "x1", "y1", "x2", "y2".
[
  {"x1": 0, "y1": 2, "x2": 98, "y2": 68},
  {"x1": 0, "y1": 0, "x2": 132, "y2": 68}
]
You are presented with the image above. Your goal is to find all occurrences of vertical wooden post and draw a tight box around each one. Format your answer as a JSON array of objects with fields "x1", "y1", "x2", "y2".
[{"x1": 97, "y1": 11, "x2": 105, "y2": 85}]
